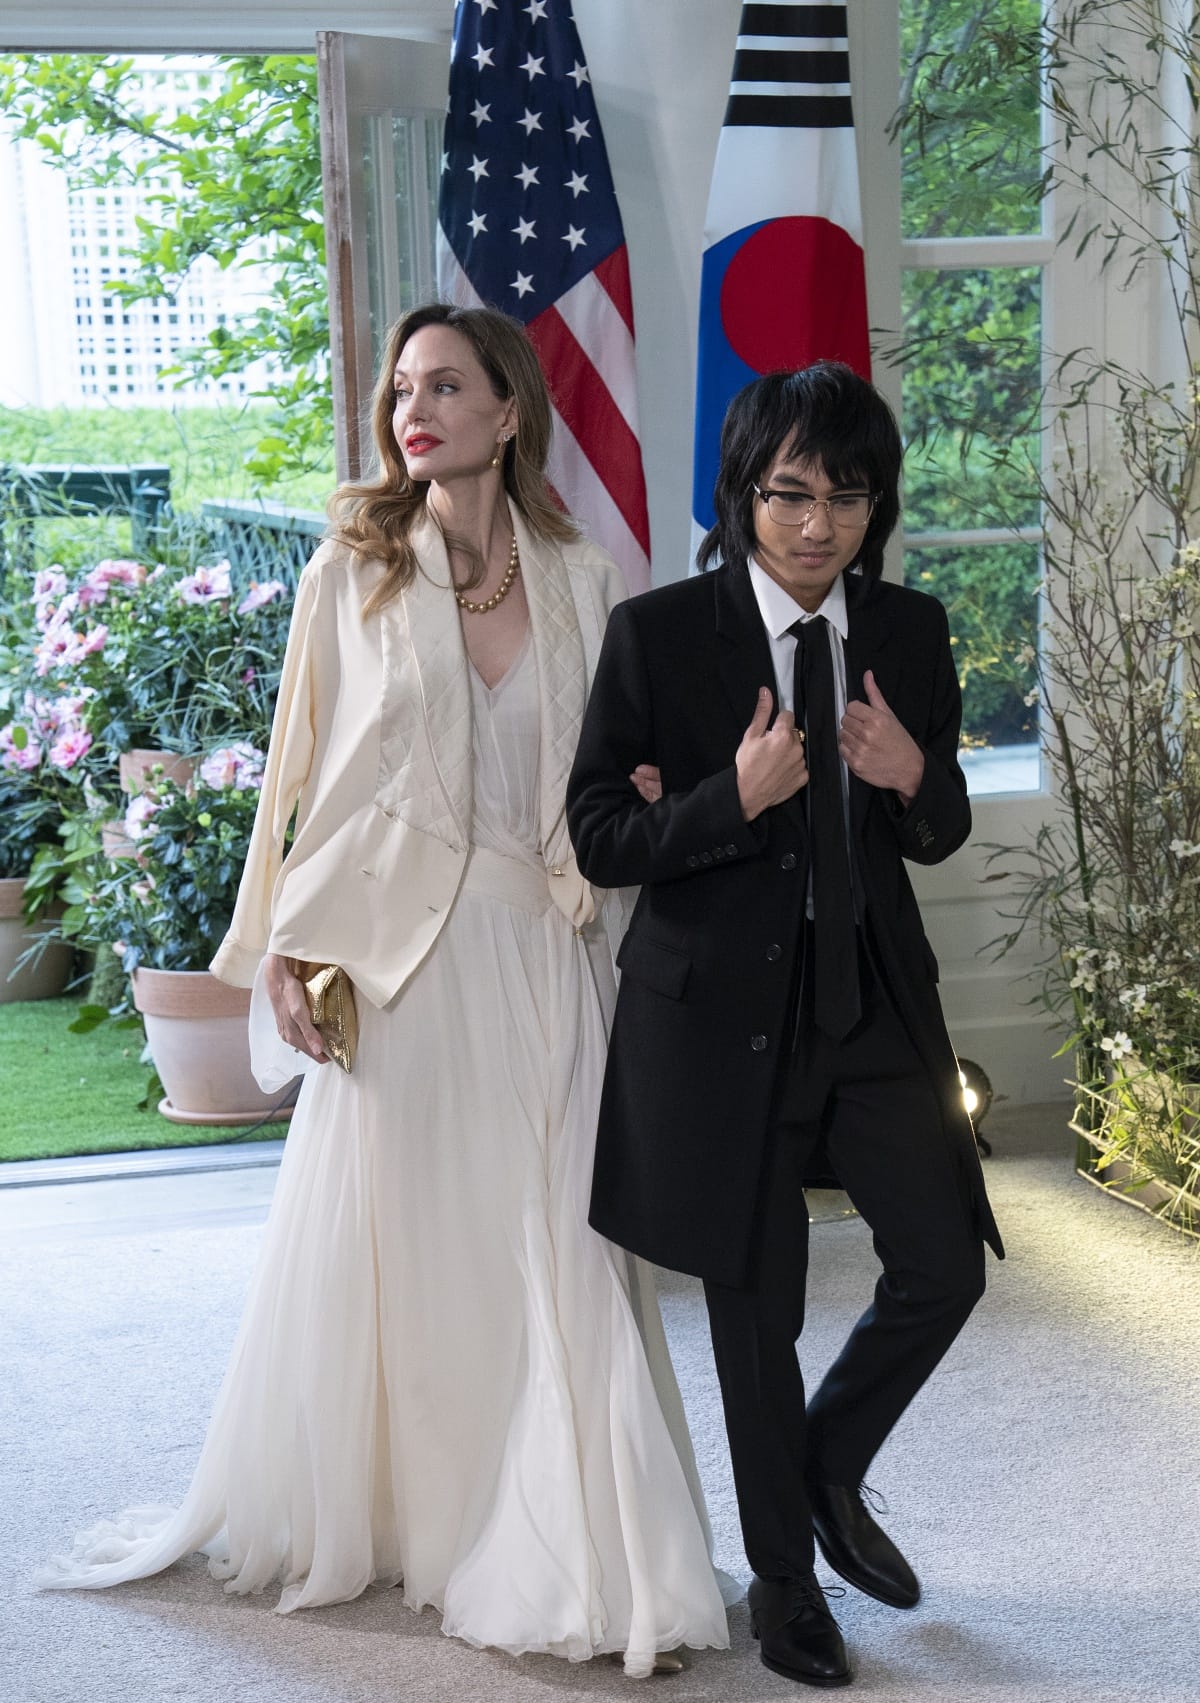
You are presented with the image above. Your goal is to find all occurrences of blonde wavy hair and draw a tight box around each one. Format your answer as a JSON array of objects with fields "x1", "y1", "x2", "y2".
[{"x1": 327, "y1": 302, "x2": 577, "y2": 615}]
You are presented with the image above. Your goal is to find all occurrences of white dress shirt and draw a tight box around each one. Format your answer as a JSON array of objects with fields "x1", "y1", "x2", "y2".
[
  {"x1": 746, "y1": 555, "x2": 849, "y2": 744},
  {"x1": 746, "y1": 557, "x2": 857, "y2": 916}
]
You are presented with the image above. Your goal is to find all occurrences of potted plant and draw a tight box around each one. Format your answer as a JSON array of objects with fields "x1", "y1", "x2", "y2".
[
  {"x1": 897, "y1": 0, "x2": 1200, "y2": 1233},
  {"x1": 0, "y1": 763, "x2": 76, "y2": 1002},
  {"x1": 0, "y1": 611, "x2": 91, "y2": 1000},
  {"x1": 66, "y1": 743, "x2": 296, "y2": 1126}
]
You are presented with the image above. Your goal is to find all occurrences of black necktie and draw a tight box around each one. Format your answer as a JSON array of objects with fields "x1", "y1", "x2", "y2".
[{"x1": 792, "y1": 616, "x2": 861, "y2": 1040}]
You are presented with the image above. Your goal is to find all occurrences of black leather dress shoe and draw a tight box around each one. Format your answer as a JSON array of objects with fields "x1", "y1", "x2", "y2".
[
  {"x1": 808, "y1": 1482, "x2": 920, "y2": 1609},
  {"x1": 747, "y1": 1573, "x2": 852, "y2": 1688}
]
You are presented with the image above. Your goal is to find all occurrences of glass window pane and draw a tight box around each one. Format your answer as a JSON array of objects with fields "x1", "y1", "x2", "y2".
[
  {"x1": 362, "y1": 114, "x2": 441, "y2": 373},
  {"x1": 900, "y1": 0, "x2": 1043, "y2": 239},
  {"x1": 901, "y1": 265, "x2": 1041, "y2": 533},
  {"x1": 908, "y1": 540, "x2": 1041, "y2": 792}
]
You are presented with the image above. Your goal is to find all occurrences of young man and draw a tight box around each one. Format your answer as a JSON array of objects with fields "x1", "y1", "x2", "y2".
[{"x1": 566, "y1": 364, "x2": 1003, "y2": 1690}]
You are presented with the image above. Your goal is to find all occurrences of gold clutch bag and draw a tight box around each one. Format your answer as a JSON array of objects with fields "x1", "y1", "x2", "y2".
[{"x1": 300, "y1": 963, "x2": 358, "y2": 1073}]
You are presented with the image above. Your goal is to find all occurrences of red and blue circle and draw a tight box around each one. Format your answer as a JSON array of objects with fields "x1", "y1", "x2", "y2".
[{"x1": 693, "y1": 216, "x2": 870, "y2": 532}]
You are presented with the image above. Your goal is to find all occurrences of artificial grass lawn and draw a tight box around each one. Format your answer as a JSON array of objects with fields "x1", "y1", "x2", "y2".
[{"x1": 0, "y1": 997, "x2": 255, "y2": 1163}]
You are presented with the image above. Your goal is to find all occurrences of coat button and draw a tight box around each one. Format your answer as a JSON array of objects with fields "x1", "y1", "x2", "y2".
[
  {"x1": 725, "y1": 843, "x2": 738, "y2": 856},
  {"x1": 750, "y1": 1034, "x2": 768, "y2": 1052},
  {"x1": 780, "y1": 852, "x2": 797, "y2": 870},
  {"x1": 685, "y1": 854, "x2": 699, "y2": 869},
  {"x1": 712, "y1": 846, "x2": 725, "y2": 860},
  {"x1": 700, "y1": 850, "x2": 713, "y2": 865},
  {"x1": 766, "y1": 943, "x2": 782, "y2": 962}
]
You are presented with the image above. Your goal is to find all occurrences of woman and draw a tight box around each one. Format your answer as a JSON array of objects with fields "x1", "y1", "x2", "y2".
[{"x1": 40, "y1": 304, "x2": 732, "y2": 1676}]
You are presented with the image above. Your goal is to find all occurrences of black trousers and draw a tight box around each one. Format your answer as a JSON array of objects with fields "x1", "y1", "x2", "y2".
[{"x1": 702, "y1": 928, "x2": 986, "y2": 1581}]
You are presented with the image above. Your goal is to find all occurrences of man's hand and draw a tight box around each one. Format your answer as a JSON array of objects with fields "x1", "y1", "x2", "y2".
[
  {"x1": 736, "y1": 687, "x2": 809, "y2": 820},
  {"x1": 839, "y1": 670, "x2": 925, "y2": 804},
  {"x1": 630, "y1": 763, "x2": 663, "y2": 803},
  {"x1": 264, "y1": 951, "x2": 329, "y2": 1063}
]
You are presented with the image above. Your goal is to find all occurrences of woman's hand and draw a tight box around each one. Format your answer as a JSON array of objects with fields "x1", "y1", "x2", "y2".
[
  {"x1": 264, "y1": 951, "x2": 329, "y2": 1063},
  {"x1": 630, "y1": 764, "x2": 663, "y2": 804}
]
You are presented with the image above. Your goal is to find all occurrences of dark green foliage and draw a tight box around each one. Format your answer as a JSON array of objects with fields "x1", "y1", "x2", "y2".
[
  {"x1": 896, "y1": 0, "x2": 1045, "y2": 752},
  {"x1": 63, "y1": 775, "x2": 263, "y2": 979},
  {"x1": 899, "y1": 0, "x2": 1043, "y2": 241},
  {"x1": 908, "y1": 542, "x2": 1039, "y2": 746}
]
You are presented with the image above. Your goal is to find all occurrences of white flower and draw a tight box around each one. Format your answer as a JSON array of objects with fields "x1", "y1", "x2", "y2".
[
  {"x1": 1023, "y1": 686, "x2": 1040, "y2": 706},
  {"x1": 199, "y1": 741, "x2": 266, "y2": 791},
  {"x1": 1100, "y1": 1032, "x2": 1134, "y2": 1060},
  {"x1": 122, "y1": 793, "x2": 160, "y2": 842},
  {"x1": 1170, "y1": 839, "x2": 1200, "y2": 859}
]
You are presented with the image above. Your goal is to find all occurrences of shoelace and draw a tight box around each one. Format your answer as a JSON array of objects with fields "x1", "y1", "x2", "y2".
[
  {"x1": 794, "y1": 1576, "x2": 846, "y2": 1608},
  {"x1": 859, "y1": 1481, "x2": 890, "y2": 1517}
]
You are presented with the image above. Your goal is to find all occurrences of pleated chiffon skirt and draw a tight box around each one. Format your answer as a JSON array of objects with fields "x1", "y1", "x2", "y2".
[{"x1": 39, "y1": 857, "x2": 731, "y2": 1676}]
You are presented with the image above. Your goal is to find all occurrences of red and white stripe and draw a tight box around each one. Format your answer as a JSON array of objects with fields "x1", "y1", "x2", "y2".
[{"x1": 438, "y1": 245, "x2": 650, "y2": 593}]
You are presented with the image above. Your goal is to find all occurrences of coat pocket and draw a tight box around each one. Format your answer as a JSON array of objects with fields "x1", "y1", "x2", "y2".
[{"x1": 616, "y1": 931, "x2": 692, "y2": 1000}]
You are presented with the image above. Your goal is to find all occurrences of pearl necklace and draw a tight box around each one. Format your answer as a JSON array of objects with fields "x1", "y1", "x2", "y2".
[{"x1": 454, "y1": 533, "x2": 520, "y2": 614}]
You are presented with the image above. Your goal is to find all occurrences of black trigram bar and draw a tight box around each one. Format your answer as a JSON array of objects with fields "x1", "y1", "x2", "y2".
[
  {"x1": 724, "y1": 92, "x2": 855, "y2": 126},
  {"x1": 731, "y1": 48, "x2": 850, "y2": 83},
  {"x1": 740, "y1": 4, "x2": 848, "y2": 37}
]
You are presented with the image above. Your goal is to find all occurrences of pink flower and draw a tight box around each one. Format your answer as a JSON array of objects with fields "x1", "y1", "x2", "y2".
[
  {"x1": 48, "y1": 728, "x2": 92, "y2": 770},
  {"x1": 122, "y1": 793, "x2": 160, "y2": 842},
  {"x1": 177, "y1": 562, "x2": 232, "y2": 605},
  {"x1": 46, "y1": 692, "x2": 92, "y2": 732},
  {"x1": 237, "y1": 579, "x2": 287, "y2": 615},
  {"x1": 32, "y1": 567, "x2": 68, "y2": 627},
  {"x1": 33, "y1": 567, "x2": 67, "y2": 603},
  {"x1": 0, "y1": 724, "x2": 42, "y2": 772},
  {"x1": 95, "y1": 558, "x2": 147, "y2": 587},
  {"x1": 78, "y1": 624, "x2": 108, "y2": 658},
  {"x1": 241, "y1": 667, "x2": 257, "y2": 686},
  {"x1": 78, "y1": 559, "x2": 147, "y2": 607},
  {"x1": 199, "y1": 741, "x2": 266, "y2": 792},
  {"x1": 34, "y1": 621, "x2": 78, "y2": 676}
]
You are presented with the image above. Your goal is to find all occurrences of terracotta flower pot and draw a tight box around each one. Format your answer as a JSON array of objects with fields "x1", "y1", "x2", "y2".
[
  {"x1": 131, "y1": 965, "x2": 294, "y2": 1127},
  {"x1": 119, "y1": 749, "x2": 195, "y2": 796},
  {"x1": 101, "y1": 820, "x2": 138, "y2": 860},
  {"x1": 0, "y1": 876, "x2": 73, "y2": 1003}
]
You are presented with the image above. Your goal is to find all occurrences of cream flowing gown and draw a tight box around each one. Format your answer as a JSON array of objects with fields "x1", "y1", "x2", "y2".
[{"x1": 40, "y1": 631, "x2": 733, "y2": 1677}]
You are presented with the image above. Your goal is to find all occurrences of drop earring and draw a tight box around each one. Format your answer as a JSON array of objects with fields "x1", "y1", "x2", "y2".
[{"x1": 491, "y1": 430, "x2": 515, "y2": 469}]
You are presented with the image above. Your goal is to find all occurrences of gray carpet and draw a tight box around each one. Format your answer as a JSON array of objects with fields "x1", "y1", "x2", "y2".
[{"x1": 3, "y1": 1104, "x2": 1198, "y2": 1703}]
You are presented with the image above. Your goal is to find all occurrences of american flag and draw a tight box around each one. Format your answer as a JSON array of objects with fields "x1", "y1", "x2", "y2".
[
  {"x1": 437, "y1": 0, "x2": 651, "y2": 592},
  {"x1": 693, "y1": 1, "x2": 870, "y2": 549}
]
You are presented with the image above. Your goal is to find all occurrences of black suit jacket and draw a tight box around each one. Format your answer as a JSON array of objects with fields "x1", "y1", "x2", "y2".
[{"x1": 567, "y1": 561, "x2": 1004, "y2": 1288}]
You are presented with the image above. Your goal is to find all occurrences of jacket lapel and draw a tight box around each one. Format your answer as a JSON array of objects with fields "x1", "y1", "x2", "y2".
[
  {"x1": 376, "y1": 512, "x2": 473, "y2": 851},
  {"x1": 516, "y1": 504, "x2": 586, "y2": 871},
  {"x1": 715, "y1": 563, "x2": 779, "y2": 734},
  {"x1": 844, "y1": 571, "x2": 894, "y2": 833}
]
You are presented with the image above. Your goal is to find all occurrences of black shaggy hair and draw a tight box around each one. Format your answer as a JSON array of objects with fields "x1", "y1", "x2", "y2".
[{"x1": 696, "y1": 362, "x2": 902, "y2": 579}]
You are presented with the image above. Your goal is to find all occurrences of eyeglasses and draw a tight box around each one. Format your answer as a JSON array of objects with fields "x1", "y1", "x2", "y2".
[{"x1": 752, "y1": 485, "x2": 878, "y2": 529}]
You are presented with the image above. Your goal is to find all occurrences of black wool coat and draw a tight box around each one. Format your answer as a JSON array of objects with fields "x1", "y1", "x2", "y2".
[{"x1": 566, "y1": 561, "x2": 1004, "y2": 1289}]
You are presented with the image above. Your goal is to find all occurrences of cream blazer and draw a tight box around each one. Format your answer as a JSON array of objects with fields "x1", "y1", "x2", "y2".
[{"x1": 209, "y1": 502, "x2": 627, "y2": 1008}]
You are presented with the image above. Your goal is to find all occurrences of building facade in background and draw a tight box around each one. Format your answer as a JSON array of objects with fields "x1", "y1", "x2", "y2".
[{"x1": 0, "y1": 57, "x2": 278, "y2": 411}]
